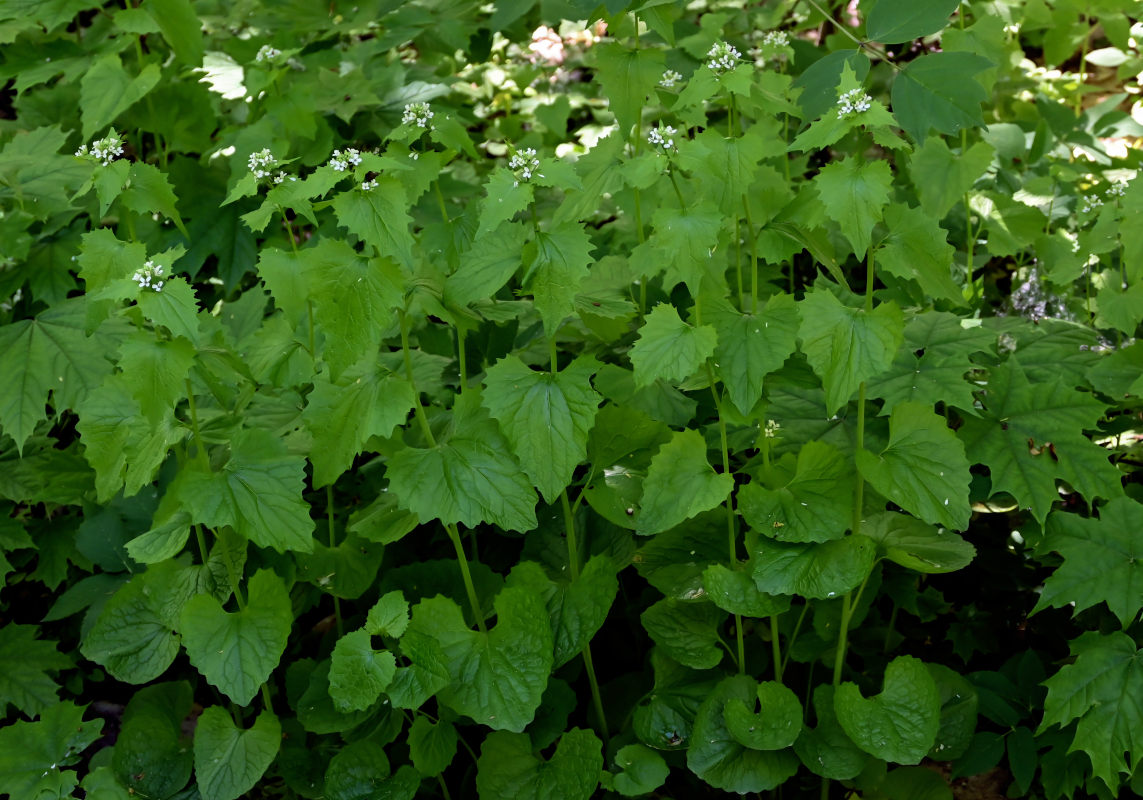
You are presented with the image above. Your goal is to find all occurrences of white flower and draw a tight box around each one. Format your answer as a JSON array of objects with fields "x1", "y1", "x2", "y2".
[
  {"x1": 836, "y1": 88, "x2": 873, "y2": 119},
  {"x1": 707, "y1": 41, "x2": 741, "y2": 73},
  {"x1": 328, "y1": 148, "x2": 362, "y2": 171},
  {"x1": 75, "y1": 131, "x2": 125, "y2": 166},
  {"x1": 760, "y1": 31, "x2": 789, "y2": 47},
  {"x1": 132, "y1": 260, "x2": 165, "y2": 292},
  {"x1": 402, "y1": 102, "x2": 434, "y2": 128},
  {"x1": 509, "y1": 147, "x2": 541, "y2": 181},
  {"x1": 660, "y1": 69, "x2": 682, "y2": 88},
  {"x1": 0, "y1": 287, "x2": 22, "y2": 313},
  {"x1": 1081, "y1": 194, "x2": 1103, "y2": 214},
  {"x1": 1105, "y1": 181, "x2": 1127, "y2": 198},
  {"x1": 255, "y1": 45, "x2": 281, "y2": 63},
  {"x1": 763, "y1": 419, "x2": 781, "y2": 438},
  {"x1": 247, "y1": 148, "x2": 278, "y2": 179},
  {"x1": 361, "y1": 178, "x2": 378, "y2": 191},
  {"x1": 647, "y1": 124, "x2": 678, "y2": 151}
]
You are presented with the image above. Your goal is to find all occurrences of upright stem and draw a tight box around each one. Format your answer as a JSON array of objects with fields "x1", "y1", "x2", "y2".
[
  {"x1": 447, "y1": 524, "x2": 487, "y2": 635},
  {"x1": 770, "y1": 615, "x2": 783, "y2": 681},
  {"x1": 400, "y1": 310, "x2": 436, "y2": 445},
  {"x1": 456, "y1": 326, "x2": 468, "y2": 394},
  {"x1": 561, "y1": 491, "x2": 609, "y2": 741},
  {"x1": 743, "y1": 196, "x2": 759, "y2": 313},
  {"x1": 327, "y1": 484, "x2": 343, "y2": 638},
  {"x1": 185, "y1": 379, "x2": 210, "y2": 470}
]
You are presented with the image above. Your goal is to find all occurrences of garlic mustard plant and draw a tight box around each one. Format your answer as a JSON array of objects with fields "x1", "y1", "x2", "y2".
[
  {"x1": 401, "y1": 102, "x2": 434, "y2": 128},
  {"x1": 75, "y1": 130, "x2": 125, "y2": 166},
  {"x1": 132, "y1": 260, "x2": 164, "y2": 291},
  {"x1": 509, "y1": 147, "x2": 541, "y2": 183},
  {"x1": 706, "y1": 41, "x2": 741, "y2": 72},
  {"x1": 646, "y1": 124, "x2": 679, "y2": 152},
  {"x1": 328, "y1": 148, "x2": 362, "y2": 172},
  {"x1": 836, "y1": 87, "x2": 873, "y2": 119},
  {"x1": 659, "y1": 69, "x2": 682, "y2": 88}
]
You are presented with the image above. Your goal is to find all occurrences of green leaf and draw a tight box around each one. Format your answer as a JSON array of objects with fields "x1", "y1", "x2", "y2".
[
  {"x1": 0, "y1": 299, "x2": 116, "y2": 454},
  {"x1": 1040, "y1": 631, "x2": 1143, "y2": 789},
  {"x1": 331, "y1": 179, "x2": 414, "y2": 267},
  {"x1": 137, "y1": 276, "x2": 201, "y2": 344},
  {"x1": 792, "y1": 49, "x2": 870, "y2": 120},
  {"x1": 834, "y1": 655, "x2": 941, "y2": 764},
  {"x1": 0, "y1": 624, "x2": 69, "y2": 717},
  {"x1": 891, "y1": 52, "x2": 993, "y2": 143},
  {"x1": 813, "y1": 156, "x2": 893, "y2": 258},
  {"x1": 119, "y1": 161, "x2": 188, "y2": 236},
  {"x1": 752, "y1": 535, "x2": 876, "y2": 600},
  {"x1": 958, "y1": 359, "x2": 1118, "y2": 524},
  {"x1": 609, "y1": 744, "x2": 669, "y2": 796},
  {"x1": 928, "y1": 663, "x2": 978, "y2": 760},
  {"x1": 0, "y1": 702, "x2": 103, "y2": 799},
  {"x1": 328, "y1": 629, "x2": 397, "y2": 713},
  {"x1": 478, "y1": 169, "x2": 534, "y2": 237},
  {"x1": 876, "y1": 203, "x2": 963, "y2": 303},
  {"x1": 866, "y1": 0, "x2": 961, "y2": 43},
  {"x1": 856, "y1": 402, "x2": 972, "y2": 530},
  {"x1": 116, "y1": 333, "x2": 194, "y2": 425},
  {"x1": 701, "y1": 564, "x2": 791, "y2": 617},
  {"x1": 388, "y1": 626, "x2": 451, "y2": 710},
  {"x1": 864, "y1": 512, "x2": 976, "y2": 573},
  {"x1": 297, "y1": 527, "x2": 384, "y2": 599},
  {"x1": 1036, "y1": 498, "x2": 1143, "y2": 627},
  {"x1": 79, "y1": 54, "x2": 161, "y2": 139},
  {"x1": 408, "y1": 587, "x2": 553, "y2": 731},
  {"x1": 304, "y1": 361, "x2": 415, "y2": 487},
  {"x1": 409, "y1": 717, "x2": 458, "y2": 778},
  {"x1": 709, "y1": 293, "x2": 799, "y2": 415},
  {"x1": 908, "y1": 138, "x2": 994, "y2": 219},
  {"x1": 738, "y1": 440, "x2": 853, "y2": 543},
  {"x1": 591, "y1": 43, "x2": 664, "y2": 134},
  {"x1": 387, "y1": 391, "x2": 538, "y2": 532},
  {"x1": 176, "y1": 427, "x2": 315, "y2": 553},
  {"x1": 798, "y1": 288, "x2": 904, "y2": 415},
  {"x1": 477, "y1": 728, "x2": 601, "y2": 800},
  {"x1": 687, "y1": 676, "x2": 801, "y2": 793},
  {"x1": 81, "y1": 571, "x2": 180, "y2": 684},
  {"x1": 180, "y1": 569, "x2": 293, "y2": 705},
  {"x1": 444, "y1": 222, "x2": 527, "y2": 307},
  {"x1": 636, "y1": 428, "x2": 733, "y2": 536},
  {"x1": 526, "y1": 222, "x2": 595, "y2": 336},
  {"x1": 629, "y1": 304, "x2": 718, "y2": 389},
  {"x1": 326, "y1": 745, "x2": 418, "y2": 800},
  {"x1": 724, "y1": 680, "x2": 803, "y2": 750},
  {"x1": 146, "y1": 0, "x2": 203, "y2": 65},
  {"x1": 642, "y1": 203, "x2": 724, "y2": 293},
  {"x1": 640, "y1": 597, "x2": 726, "y2": 669},
  {"x1": 194, "y1": 707, "x2": 281, "y2": 800},
  {"x1": 794, "y1": 685, "x2": 869, "y2": 780},
  {"x1": 482, "y1": 354, "x2": 601, "y2": 503},
  {"x1": 365, "y1": 591, "x2": 410, "y2": 638}
]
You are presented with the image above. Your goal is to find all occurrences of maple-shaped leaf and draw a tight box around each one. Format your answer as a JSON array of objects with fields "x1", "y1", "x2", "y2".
[
  {"x1": 331, "y1": 178, "x2": 414, "y2": 267},
  {"x1": 891, "y1": 52, "x2": 993, "y2": 144},
  {"x1": 387, "y1": 391, "x2": 538, "y2": 532},
  {"x1": 1040, "y1": 632, "x2": 1143, "y2": 790},
  {"x1": 482, "y1": 355, "x2": 601, "y2": 503},
  {"x1": 0, "y1": 702, "x2": 103, "y2": 799},
  {"x1": 524, "y1": 222, "x2": 595, "y2": 336},
  {"x1": 875, "y1": 203, "x2": 963, "y2": 304},
  {"x1": 812, "y1": 156, "x2": 893, "y2": 258},
  {"x1": 958, "y1": 359, "x2": 1119, "y2": 525},
  {"x1": 0, "y1": 624, "x2": 70, "y2": 717},
  {"x1": 1036, "y1": 498, "x2": 1143, "y2": 627},
  {"x1": 868, "y1": 311, "x2": 995, "y2": 415},
  {"x1": 629, "y1": 303, "x2": 718, "y2": 389},
  {"x1": 798, "y1": 288, "x2": 904, "y2": 415}
]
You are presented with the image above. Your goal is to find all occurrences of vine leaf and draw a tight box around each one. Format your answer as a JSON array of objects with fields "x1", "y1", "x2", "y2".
[{"x1": 752, "y1": 535, "x2": 876, "y2": 600}]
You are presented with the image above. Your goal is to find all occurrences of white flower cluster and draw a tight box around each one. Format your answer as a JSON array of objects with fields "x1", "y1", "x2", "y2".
[
  {"x1": 133, "y1": 260, "x2": 164, "y2": 292},
  {"x1": 1106, "y1": 181, "x2": 1128, "y2": 198},
  {"x1": 0, "y1": 288, "x2": 22, "y2": 313},
  {"x1": 329, "y1": 148, "x2": 362, "y2": 171},
  {"x1": 361, "y1": 178, "x2": 378, "y2": 191},
  {"x1": 75, "y1": 131, "x2": 125, "y2": 166},
  {"x1": 660, "y1": 69, "x2": 682, "y2": 88},
  {"x1": 647, "y1": 124, "x2": 678, "y2": 151},
  {"x1": 759, "y1": 31, "x2": 789, "y2": 47},
  {"x1": 402, "y1": 102, "x2": 434, "y2": 128},
  {"x1": 255, "y1": 45, "x2": 281, "y2": 63},
  {"x1": 707, "y1": 41, "x2": 741, "y2": 73},
  {"x1": 837, "y1": 88, "x2": 873, "y2": 119},
  {"x1": 1080, "y1": 194, "x2": 1103, "y2": 214},
  {"x1": 248, "y1": 148, "x2": 278, "y2": 178},
  {"x1": 509, "y1": 147, "x2": 541, "y2": 182},
  {"x1": 763, "y1": 419, "x2": 781, "y2": 438}
]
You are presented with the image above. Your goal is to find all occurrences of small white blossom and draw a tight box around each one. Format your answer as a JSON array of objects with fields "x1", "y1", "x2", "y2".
[
  {"x1": 75, "y1": 131, "x2": 125, "y2": 166},
  {"x1": 255, "y1": 45, "x2": 281, "y2": 63},
  {"x1": 647, "y1": 124, "x2": 678, "y2": 152},
  {"x1": 509, "y1": 147, "x2": 541, "y2": 182},
  {"x1": 836, "y1": 88, "x2": 873, "y2": 119},
  {"x1": 760, "y1": 31, "x2": 789, "y2": 47},
  {"x1": 0, "y1": 288, "x2": 22, "y2": 313},
  {"x1": 133, "y1": 260, "x2": 165, "y2": 292},
  {"x1": 248, "y1": 148, "x2": 278, "y2": 179},
  {"x1": 1080, "y1": 194, "x2": 1103, "y2": 214},
  {"x1": 660, "y1": 69, "x2": 682, "y2": 88},
  {"x1": 763, "y1": 419, "x2": 781, "y2": 438},
  {"x1": 402, "y1": 102, "x2": 434, "y2": 128},
  {"x1": 707, "y1": 41, "x2": 741, "y2": 73},
  {"x1": 361, "y1": 178, "x2": 378, "y2": 191},
  {"x1": 1105, "y1": 181, "x2": 1127, "y2": 198},
  {"x1": 328, "y1": 148, "x2": 362, "y2": 171}
]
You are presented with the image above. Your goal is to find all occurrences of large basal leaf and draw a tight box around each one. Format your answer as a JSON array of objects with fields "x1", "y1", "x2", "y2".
[
  {"x1": 328, "y1": 629, "x2": 397, "y2": 713},
  {"x1": 891, "y1": 52, "x2": 993, "y2": 143},
  {"x1": 629, "y1": 303, "x2": 718, "y2": 389},
  {"x1": 113, "y1": 683, "x2": 194, "y2": 800},
  {"x1": 607, "y1": 744, "x2": 669, "y2": 797},
  {"x1": 0, "y1": 624, "x2": 69, "y2": 717},
  {"x1": 863, "y1": 512, "x2": 976, "y2": 573},
  {"x1": 476, "y1": 728, "x2": 602, "y2": 800},
  {"x1": 641, "y1": 597, "x2": 727, "y2": 670},
  {"x1": 866, "y1": 0, "x2": 961, "y2": 43},
  {"x1": 834, "y1": 655, "x2": 941, "y2": 764},
  {"x1": 812, "y1": 156, "x2": 893, "y2": 258},
  {"x1": 409, "y1": 717, "x2": 459, "y2": 778},
  {"x1": 737, "y1": 440, "x2": 853, "y2": 543},
  {"x1": 794, "y1": 685, "x2": 869, "y2": 779},
  {"x1": 752, "y1": 535, "x2": 876, "y2": 600},
  {"x1": 387, "y1": 391, "x2": 538, "y2": 532},
  {"x1": 0, "y1": 702, "x2": 103, "y2": 799},
  {"x1": 1036, "y1": 498, "x2": 1143, "y2": 627},
  {"x1": 709, "y1": 293, "x2": 799, "y2": 415},
  {"x1": 701, "y1": 564, "x2": 791, "y2": 617},
  {"x1": 798, "y1": 288, "x2": 904, "y2": 415},
  {"x1": 180, "y1": 570, "x2": 293, "y2": 705},
  {"x1": 80, "y1": 570, "x2": 182, "y2": 685},
  {"x1": 408, "y1": 587, "x2": 553, "y2": 732},
  {"x1": 194, "y1": 708, "x2": 280, "y2": 800},
  {"x1": 686, "y1": 676, "x2": 800, "y2": 793},
  {"x1": 723, "y1": 680, "x2": 803, "y2": 750},
  {"x1": 1040, "y1": 632, "x2": 1143, "y2": 790},
  {"x1": 482, "y1": 354, "x2": 601, "y2": 503},
  {"x1": 856, "y1": 402, "x2": 972, "y2": 530},
  {"x1": 636, "y1": 428, "x2": 733, "y2": 536}
]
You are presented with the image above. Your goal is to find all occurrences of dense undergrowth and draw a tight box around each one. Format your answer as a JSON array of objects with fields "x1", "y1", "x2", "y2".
[{"x1": 1, "y1": 0, "x2": 1143, "y2": 798}]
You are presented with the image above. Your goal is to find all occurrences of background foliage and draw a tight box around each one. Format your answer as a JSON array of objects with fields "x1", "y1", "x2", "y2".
[{"x1": 1, "y1": 0, "x2": 1143, "y2": 798}]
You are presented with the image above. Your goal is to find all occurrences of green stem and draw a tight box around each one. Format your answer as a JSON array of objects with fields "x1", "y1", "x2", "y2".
[
  {"x1": 735, "y1": 216, "x2": 744, "y2": 310},
  {"x1": 770, "y1": 615, "x2": 783, "y2": 681},
  {"x1": 437, "y1": 776, "x2": 453, "y2": 800},
  {"x1": 457, "y1": 325, "x2": 468, "y2": 394},
  {"x1": 400, "y1": 310, "x2": 436, "y2": 446},
  {"x1": 279, "y1": 206, "x2": 298, "y2": 254},
  {"x1": 743, "y1": 195, "x2": 758, "y2": 313},
  {"x1": 780, "y1": 602, "x2": 809, "y2": 677},
  {"x1": 185, "y1": 379, "x2": 210, "y2": 469},
  {"x1": 327, "y1": 484, "x2": 343, "y2": 638},
  {"x1": 194, "y1": 524, "x2": 209, "y2": 566},
  {"x1": 667, "y1": 168, "x2": 686, "y2": 208},
  {"x1": 447, "y1": 523, "x2": 487, "y2": 635},
  {"x1": 1075, "y1": 11, "x2": 1089, "y2": 117},
  {"x1": 802, "y1": 0, "x2": 901, "y2": 71},
  {"x1": 434, "y1": 179, "x2": 449, "y2": 222}
]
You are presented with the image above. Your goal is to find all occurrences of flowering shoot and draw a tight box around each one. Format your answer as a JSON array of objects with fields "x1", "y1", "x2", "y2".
[
  {"x1": 402, "y1": 102, "x2": 434, "y2": 129},
  {"x1": 132, "y1": 260, "x2": 165, "y2": 292},
  {"x1": 75, "y1": 131, "x2": 125, "y2": 166},
  {"x1": 836, "y1": 88, "x2": 873, "y2": 119}
]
